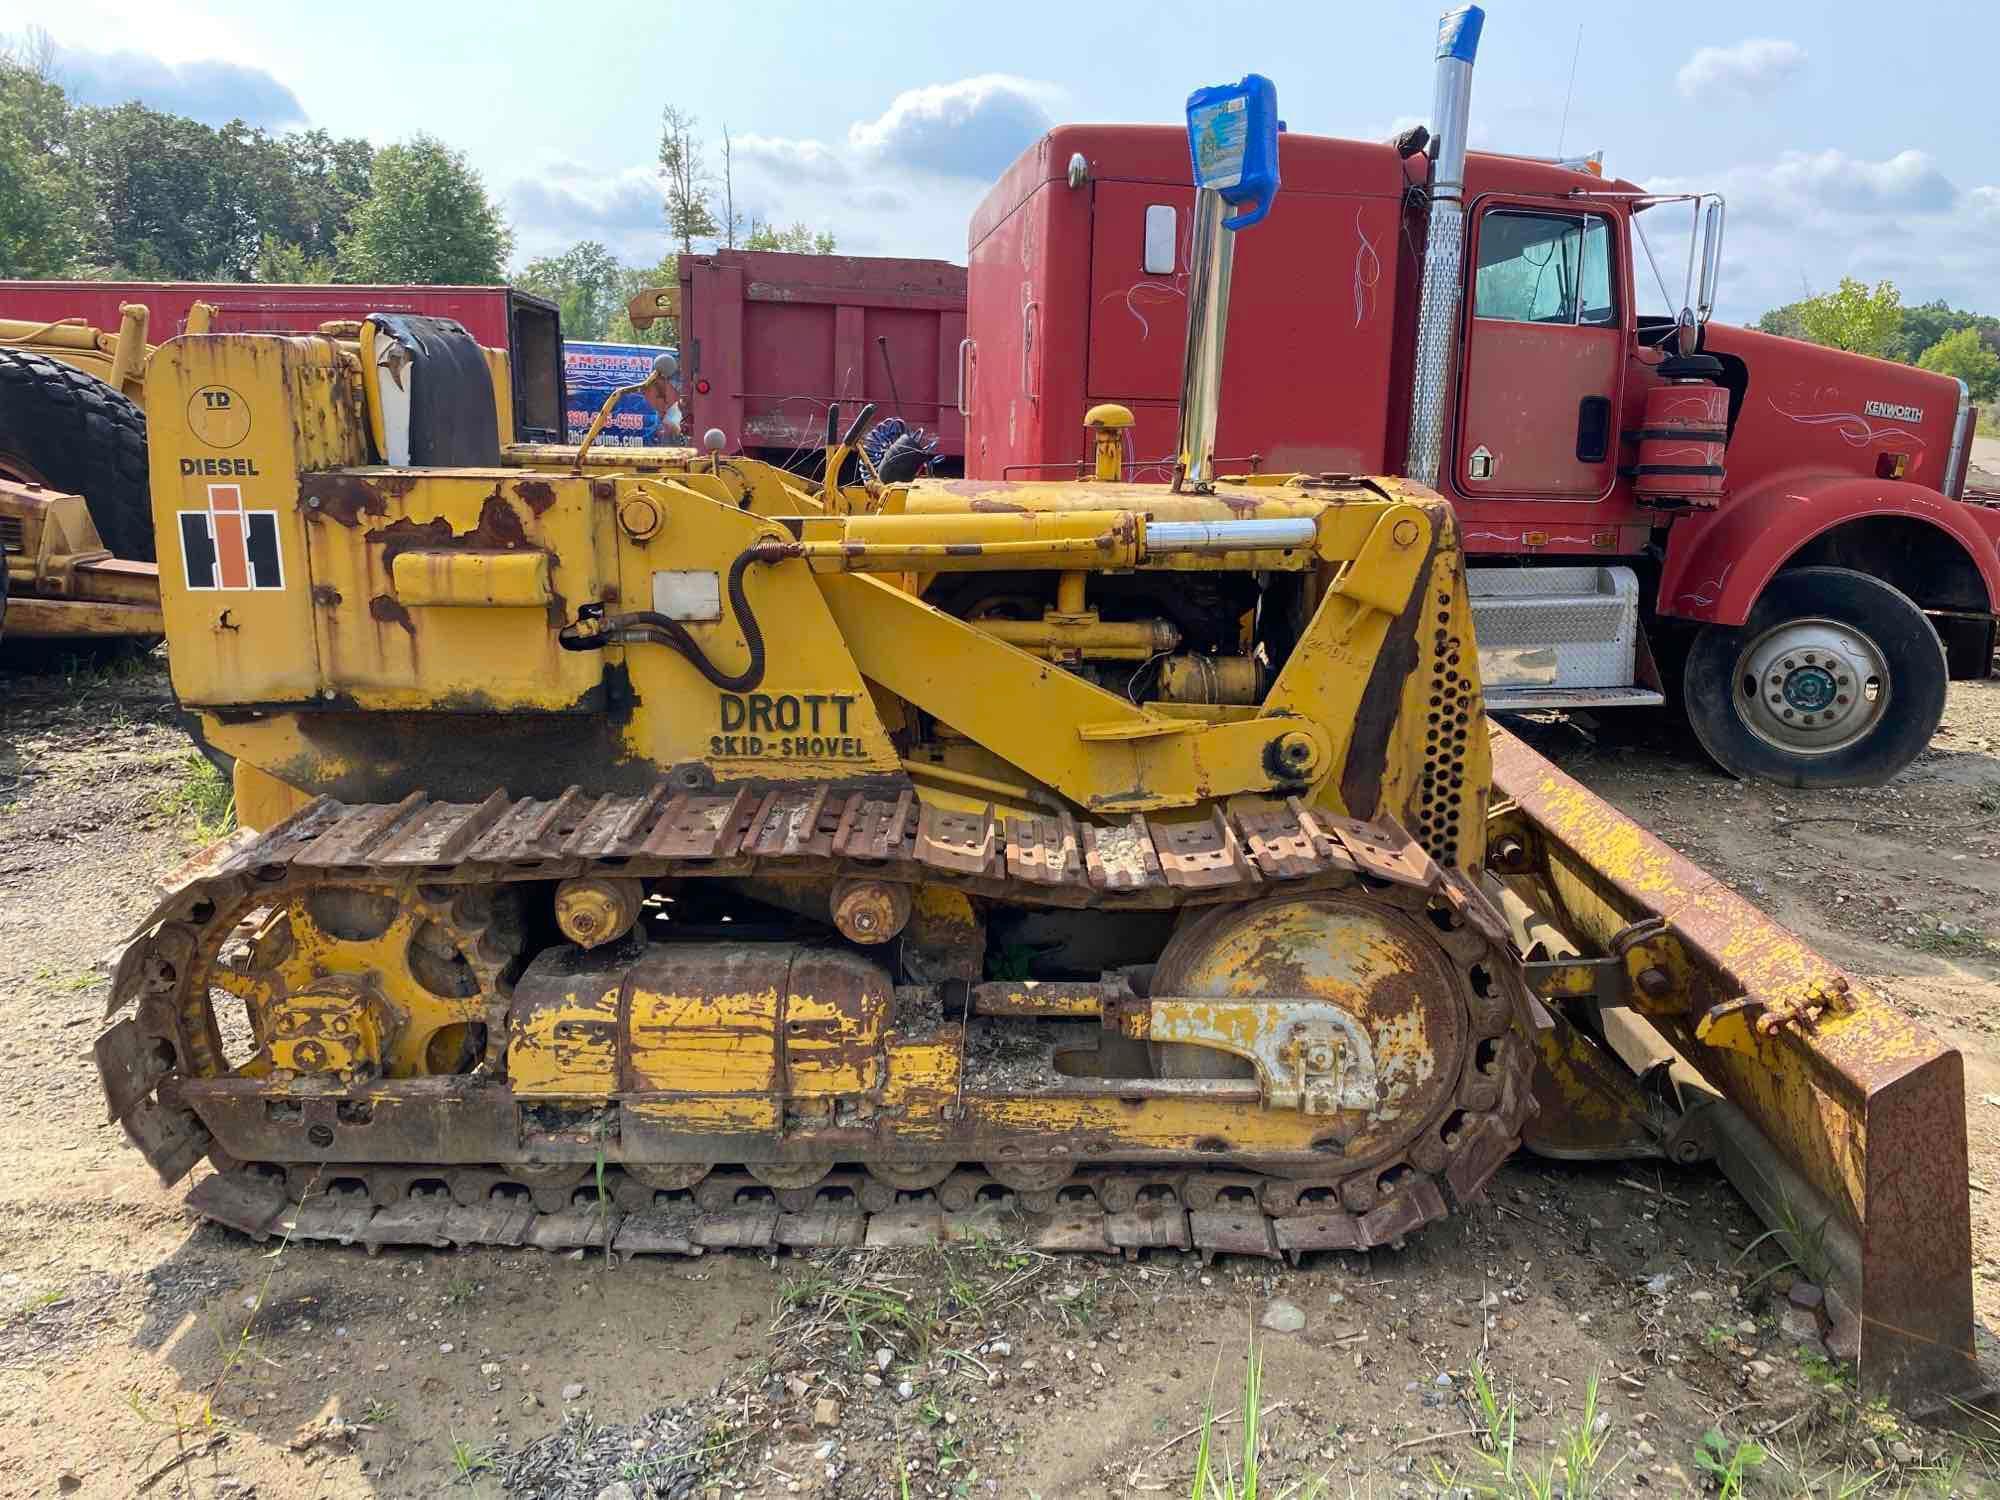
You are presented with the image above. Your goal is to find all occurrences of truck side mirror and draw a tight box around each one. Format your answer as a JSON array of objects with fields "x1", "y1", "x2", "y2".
[{"x1": 1695, "y1": 199, "x2": 1724, "y2": 326}]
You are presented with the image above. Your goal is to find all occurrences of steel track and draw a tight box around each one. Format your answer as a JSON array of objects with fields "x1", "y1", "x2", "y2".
[{"x1": 99, "y1": 780, "x2": 1537, "y2": 1262}]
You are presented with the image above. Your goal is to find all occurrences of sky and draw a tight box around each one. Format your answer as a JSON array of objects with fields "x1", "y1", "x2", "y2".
[{"x1": 4, "y1": 0, "x2": 1997, "y2": 325}]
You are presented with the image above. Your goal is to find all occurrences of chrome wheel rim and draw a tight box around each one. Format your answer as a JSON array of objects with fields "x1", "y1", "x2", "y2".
[{"x1": 1733, "y1": 616, "x2": 1890, "y2": 756}]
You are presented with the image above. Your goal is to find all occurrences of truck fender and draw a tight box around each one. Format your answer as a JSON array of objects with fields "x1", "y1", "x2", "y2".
[{"x1": 1655, "y1": 476, "x2": 2000, "y2": 627}]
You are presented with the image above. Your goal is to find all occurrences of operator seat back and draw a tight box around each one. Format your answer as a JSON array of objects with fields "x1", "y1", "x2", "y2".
[{"x1": 359, "y1": 314, "x2": 502, "y2": 467}]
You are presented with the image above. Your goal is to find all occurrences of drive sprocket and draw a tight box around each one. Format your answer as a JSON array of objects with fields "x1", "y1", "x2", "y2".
[{"x1": 200, "y1": 882, "x2": 524, "y2": 1082}]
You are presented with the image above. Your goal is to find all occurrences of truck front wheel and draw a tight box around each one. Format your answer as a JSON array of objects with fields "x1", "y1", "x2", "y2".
[{"x1": 1683, "y1": 566, "x2": 1946, "y2": 788}]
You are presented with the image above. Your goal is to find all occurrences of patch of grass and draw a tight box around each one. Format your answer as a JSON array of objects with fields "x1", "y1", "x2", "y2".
[
  {"x1": 360, "y1": 1397, "x2": 397, "y2": 1426},
  {"x1": 448, "y1": 1433, "x2": 496, "y2": 1483},
  {"x1": 776, "y1": 1242, "x2": 1045, "y2": 1365},
  {"x1": 444, "y1": 1276, "x2": 477, "y2": 1307},
  {"x1": 1738, "y1": 1176, "x2": 1838, "y2": 1294},
  {"x1": 30, "y1": 963, "x2": 99, "y2": 994},
  {"x1": 1797, "y1": 1345, "x2": 1854, "y2": 1391},
  {"x1": 19, "y1": 1287, "x2": 66, "y2": 1315},
  {"x1": 1440, "y1": 1363, "x2": 1621, "y2": 1500},
  {"x1": 1051, "y1": 1277, "x2": 1099, "y2": 1331},
  {"x1": 154, "y1": 749, "x2": 235, "y2": 843},
  {"x1": 1694, "y1": 1427, "x2": 1765, "y2": 1497},
  {"x1": 1186, "y1": 1344, "x2": 1331, "y2": 1500},
  {"x1": 1903, "y1": 913, "x2": 1991, "y2": 957}
]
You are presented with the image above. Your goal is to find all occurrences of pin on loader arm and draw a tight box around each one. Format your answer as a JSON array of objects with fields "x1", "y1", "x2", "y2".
[{"x1": 1486, "y1": 725, "x2": 1977, "y2": 1407}]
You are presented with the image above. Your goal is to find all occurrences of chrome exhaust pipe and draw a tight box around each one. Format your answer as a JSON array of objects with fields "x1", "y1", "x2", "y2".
[{"x1": 1404, "y1": 5, "x2": 1484, "y2": 490}]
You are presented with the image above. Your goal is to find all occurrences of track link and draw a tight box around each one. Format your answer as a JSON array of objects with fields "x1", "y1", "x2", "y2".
[{"x1": 186, "y1": 1151, "x2": 1517, "y2": 1266}]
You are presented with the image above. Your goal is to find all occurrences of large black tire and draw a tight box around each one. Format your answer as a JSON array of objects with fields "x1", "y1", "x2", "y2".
[
  {"x1": 0, "y1": 349, "x2": 152, "y2": 561},
  {"x1": 1683, "y1": 566, "x2": 1946, "y2": 788}
]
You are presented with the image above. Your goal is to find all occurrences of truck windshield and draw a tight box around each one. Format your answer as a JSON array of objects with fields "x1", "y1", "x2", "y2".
[{"x1": 1474, "y1": 212, "x2": 1614, "y2": 327}]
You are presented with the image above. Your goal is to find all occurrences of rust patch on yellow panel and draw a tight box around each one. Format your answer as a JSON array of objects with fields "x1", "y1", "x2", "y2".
[
  {"x1": 367, "y1": 594, "x2": 416, "y2": 636},
  {"x1": 303, "y1": 471, "x2": 416, "y2": 528}
]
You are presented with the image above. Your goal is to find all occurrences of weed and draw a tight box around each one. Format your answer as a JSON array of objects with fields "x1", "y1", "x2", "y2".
[
  {"x1": 449, "y1": 1433, "x2": 496, "y2": 1483},
  {"x1": 1904, "y1": 913, "x2": 1991, "y2": 957},
  {"x1": 1052, "y1": 1277, "x2": 1100, "y2": 1330},
  {"x1": 1185, "y1": 1343, "x2": 1330, "y2": 1499},
  {"x1": 1737, "y1": 1176, "x2": 1837, "y2": 1293},
  {"x1": 593, "y1": 1145, "x2": 611, "y2": 1257},
  {"x1": 361, "y1": 1397, "x2": 397, "y2": 1426},
  {"x1": 1694, "y1": 1427, "x2": 1765, "y2": 1497},
  {"x1": 445, "y1": 1276, "x2": 477, "y2": 1306},
  {"x1": 698, "y1": 1413, "x2": 736, "y2": 1470},
  {"x1": 1797, "y1": 1346, "x2": 1853, "y2": 1390},
  {"x1": 154, "y1": 750, "x2": 235, "y2": 843},
  {"x1": 31, "y1": 963, "x2": 99, "y2": 994},
  {"x1": 122, "y1": 1171, "x2": 317, "y2": 1491},
  {"x1": 1441, "y1": 1363, "x2": 1620, "y2": 1500}
]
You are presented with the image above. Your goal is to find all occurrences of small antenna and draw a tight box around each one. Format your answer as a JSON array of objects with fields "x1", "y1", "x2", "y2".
[{"x1": 1555, "y1": 25, "x2": 1583, "y2": 157}]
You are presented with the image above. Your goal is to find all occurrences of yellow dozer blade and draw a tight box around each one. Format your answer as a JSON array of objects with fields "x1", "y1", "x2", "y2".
[{"x1": 1489, "y1": 727, "x2": 1975, "y2": 1405}]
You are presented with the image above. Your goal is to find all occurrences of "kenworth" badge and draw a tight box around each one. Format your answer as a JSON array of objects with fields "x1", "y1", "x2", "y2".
[{"x1": 1862, "y1": 399, "x2": 1923, "y2": 422}]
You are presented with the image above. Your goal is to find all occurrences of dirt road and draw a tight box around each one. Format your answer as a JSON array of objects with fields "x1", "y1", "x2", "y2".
[{"x1": 4, "y1": 656, "x2": 1999, "y2": 1498}]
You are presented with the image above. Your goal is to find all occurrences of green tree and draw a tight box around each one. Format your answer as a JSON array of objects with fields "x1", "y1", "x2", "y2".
[
  {"x1": 1792, "y1": 276, "x2": 1904, "y2": 358},
  {"x1": 1754, "y1": 301, "x2": 1808, "y2": 341},
  {"x1": 269, "y1": 129, "x2": 374, "y2": 269},
  {"x1": 70, "y1": 103, "x2": 251, "y2": 277},
  {"x1": 658, "y1": 106, "x2": 717, "y2": 255},
  {"x1": 0, "y1": 48, "x2": 80, "y2": 276},
  {"x1": 515, "y1": 239, "x2": 623, "y2": 339},
  {"x1": 743, "y1": 219, "x2": 836, "y2": 254},
  {"x1": 254, "y1": 233, "x2": 334, "y2": 284},
  {"x1": 602, "y1": 256, "x2": 678, "y2": 345},
  {"x1": 1917, "y1": 327, "x2": 2000, "y2": 404},
  {"x1": 338, "y1": 134, "x2": 512, "y2": 284},
  {"x1": 1893, "y1": 298, "x2": 2000, "y2": 365}
]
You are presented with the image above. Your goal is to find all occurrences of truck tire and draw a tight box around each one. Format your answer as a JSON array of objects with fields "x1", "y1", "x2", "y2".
[
  {"x1": 0, "y1": 349, "x2": 153, "y2": 562},
  {"x1": 1683, "y1": 566, "x2": 1946, "y2": 788}
]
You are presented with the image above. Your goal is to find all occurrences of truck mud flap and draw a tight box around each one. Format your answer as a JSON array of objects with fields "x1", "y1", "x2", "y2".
[{"x1": 1487, "y1": 725, "x2": 1977, "y2": 1407}]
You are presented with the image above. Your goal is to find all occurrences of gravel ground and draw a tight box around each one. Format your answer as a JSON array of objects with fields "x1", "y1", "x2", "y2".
[{"x1": 3, "y1": 651, "x2": 2000, "y2": 1498}]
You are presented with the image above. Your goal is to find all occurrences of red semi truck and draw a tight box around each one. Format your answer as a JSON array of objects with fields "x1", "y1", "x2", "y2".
[
  {"x1": 673, "y1": 250, "x2": 967, "y2": 472},
  {"x1": 959, "y1": 73, "x2": 1989, "y2": 788}
]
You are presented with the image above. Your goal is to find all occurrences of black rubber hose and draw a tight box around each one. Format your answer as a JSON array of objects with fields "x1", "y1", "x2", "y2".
[{"x1": 558, "y1": 541, "x2": 788, "y2": 691}]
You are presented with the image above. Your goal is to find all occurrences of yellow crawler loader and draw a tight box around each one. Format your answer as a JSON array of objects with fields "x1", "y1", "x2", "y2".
[{"x1": 95, "y1": 70, "x2": 1976, "y2": 1411}]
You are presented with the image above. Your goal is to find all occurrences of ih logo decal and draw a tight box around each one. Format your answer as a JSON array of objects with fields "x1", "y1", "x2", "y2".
[{"x1": 180, "y1": 483, "x2": 283, "y2": 591}]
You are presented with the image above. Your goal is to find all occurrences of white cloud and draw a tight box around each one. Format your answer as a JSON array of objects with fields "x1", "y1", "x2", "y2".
[
  {"x1": 1645, "y1": 149, "x2": 1998, "y2": 321},
  {"x1": 1652, "y1": 147, "x2": 1957, "y2": 229},
  {"x1": 48, "y1": 41, "x2": 305, "y2": 128},
  {"x1": 508, "y1": 164, "x2": 660, "y2": 234},
  {"x1": 505, "y1": 75, "x2": 1058, "y2": 270},
  {"x1": 1675, "y1": 38, "x2": 1807, "y2": 101},
  {"x1": 734, "y1": 134, "x2": 850, "y2": 185},
  {"x1": 846, "y1": 75, "x2": 1057, "y2": 178}
]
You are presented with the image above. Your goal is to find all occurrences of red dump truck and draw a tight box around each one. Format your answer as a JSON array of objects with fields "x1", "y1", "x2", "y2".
[
  {"x1": 671, "y1": 251, "x2": 967, "y2": 472},
  {"x1": 960, "y1": 90, "x2": 1989, "y2": 790}
]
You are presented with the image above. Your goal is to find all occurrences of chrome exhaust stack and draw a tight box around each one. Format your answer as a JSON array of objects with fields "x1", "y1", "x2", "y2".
[{"x1": 1404, "y1": 5, "x2": 1485, "y2": 490}]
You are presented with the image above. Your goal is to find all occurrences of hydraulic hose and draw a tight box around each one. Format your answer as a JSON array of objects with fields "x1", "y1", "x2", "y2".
[{"x1": 558, "y1": 538, "x2": 794, "y2": 692}]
